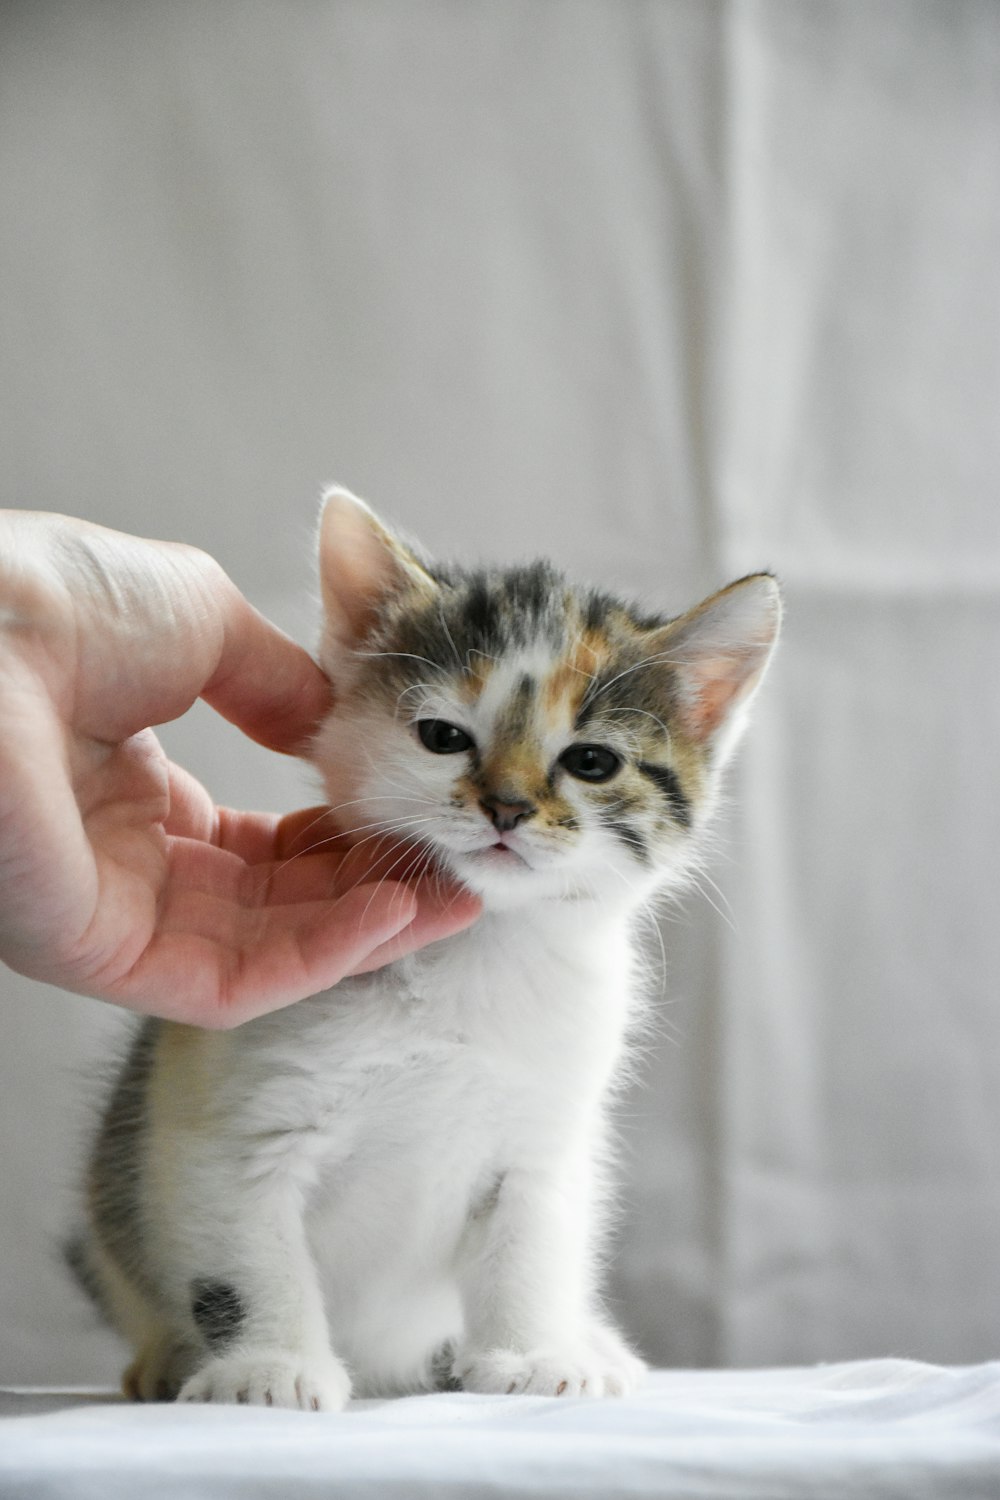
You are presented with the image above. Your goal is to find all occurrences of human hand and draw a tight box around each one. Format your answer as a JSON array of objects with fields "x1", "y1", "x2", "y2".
[{"x1": 0, "y1": 511, "x2": 479, "y2": 1026}]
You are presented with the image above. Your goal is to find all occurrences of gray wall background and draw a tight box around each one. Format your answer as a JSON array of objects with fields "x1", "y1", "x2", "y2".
[{"x1": 1, "y1": 0, "x2": 998, "y2": 1382}]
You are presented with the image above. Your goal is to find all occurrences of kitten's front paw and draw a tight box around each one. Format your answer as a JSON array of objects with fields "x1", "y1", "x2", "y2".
[
  {"x1": 178, "y1": 1349, "x2": 351, "y2": 1411},
  {"x1": 456, "y1": 1333, "x2": 645, "y2": 1398}
]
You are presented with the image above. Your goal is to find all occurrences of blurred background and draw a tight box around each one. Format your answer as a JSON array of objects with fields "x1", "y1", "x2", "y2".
[{"x1": 1, "y1": 0, "x2": 998, "y2": 1383}]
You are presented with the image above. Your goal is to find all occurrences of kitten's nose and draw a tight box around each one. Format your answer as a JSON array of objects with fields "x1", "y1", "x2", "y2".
[{"x1": 479, "y1": 796, "x2": 537, "y2": 833}]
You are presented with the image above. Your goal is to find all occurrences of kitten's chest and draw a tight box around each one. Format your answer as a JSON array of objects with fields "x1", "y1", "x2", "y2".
[
  {"x1": 282, "y1": 909, "x2": 633, "y2": 1157},
  {"x1": 375, "y1": 911, "x2": 629, "y2": 1079}
]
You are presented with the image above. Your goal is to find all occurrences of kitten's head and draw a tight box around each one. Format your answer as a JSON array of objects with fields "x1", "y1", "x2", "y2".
[{"x1": 312, "y1": 488, "x2": 781, "y2": 912}]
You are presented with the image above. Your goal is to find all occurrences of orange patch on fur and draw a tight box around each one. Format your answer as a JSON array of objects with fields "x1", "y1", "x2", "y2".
[
  {"x1": 457, "y1": 655, "x2": 494, "y2": 704},
  {"x1": 479, "y1": 739, "x2": 548, "y2": 803},
  {"x1": 542, "y1": 630, "x2": 612, "y2": 727}
]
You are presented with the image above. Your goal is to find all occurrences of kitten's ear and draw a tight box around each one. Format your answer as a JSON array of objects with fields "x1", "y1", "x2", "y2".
[
  {"x1": 318, "y1": 486, "x2": 438, "y2": 650},
  {"x1": 653, "y1": 574, "x2": 782, "y2": 761}
]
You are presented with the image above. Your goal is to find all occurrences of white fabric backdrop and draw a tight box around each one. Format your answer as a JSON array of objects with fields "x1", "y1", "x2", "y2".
[{"x1": 1, "y1": 0, "x2": 998, "y2": 1383}]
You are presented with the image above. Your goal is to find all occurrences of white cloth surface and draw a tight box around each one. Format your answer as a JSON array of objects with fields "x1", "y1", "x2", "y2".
[
  {"x1": 1, "y1": 0, "x2": 999, "y2": 1383},
  {"x1": 2, "y1": 1364, "x2": 999, "y2": 1500}
]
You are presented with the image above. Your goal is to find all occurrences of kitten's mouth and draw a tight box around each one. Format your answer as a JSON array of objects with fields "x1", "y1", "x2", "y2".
[{"x1": 475, "y1": 841, "x2": 529, "y2": 868}]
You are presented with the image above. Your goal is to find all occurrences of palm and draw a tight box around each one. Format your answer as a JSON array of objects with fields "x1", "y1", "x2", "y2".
[{"x1": 64, "y1": 729, "x2": 469, "y2": 1025}]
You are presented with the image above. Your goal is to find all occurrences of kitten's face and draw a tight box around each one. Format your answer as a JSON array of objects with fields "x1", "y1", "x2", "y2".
[{"x1": 312, "y1": 490, "x2": 780, "y2": 911}]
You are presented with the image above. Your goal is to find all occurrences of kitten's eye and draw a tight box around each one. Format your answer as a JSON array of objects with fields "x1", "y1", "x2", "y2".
[
  {"x1": 558, "y1": 744, "x2": 622, "y2": 783},
  {"x1": 416, "y1": 719, "x2": 475, "y2": 755}
]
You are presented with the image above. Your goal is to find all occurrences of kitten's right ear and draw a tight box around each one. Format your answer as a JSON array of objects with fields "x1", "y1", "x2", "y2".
[{"x1": 318, "y1": 487, "x2": 438, "y2": 651}]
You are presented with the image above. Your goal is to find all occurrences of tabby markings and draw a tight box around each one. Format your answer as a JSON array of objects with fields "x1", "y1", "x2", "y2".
[
  {"x1": 604, "y1": 819, "x2": 651, "y2": 864},
  {"x1": 637, "y1": 761, "x2": 691, "y2": 828},
  {"x1": 544, "y1": 631, "x2": 612, "y2": 728}
]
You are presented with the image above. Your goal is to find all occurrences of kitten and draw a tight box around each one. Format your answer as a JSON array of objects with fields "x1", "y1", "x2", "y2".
[{"x1": 68, "y1": 488, "x2": 781, "y2": 1410}]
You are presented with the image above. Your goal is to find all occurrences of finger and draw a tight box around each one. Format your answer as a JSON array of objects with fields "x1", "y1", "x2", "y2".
[
  {"x1": 108, "y1": 845, "x2": 480, "y2": 1026},
  {"x1": 347, "y1": 880, "x2": 482, "y2": 974},
  {"x1": 154, "y1": 817, "x2": 468, "y2": 941},
  {"x1": 163, "y1": 779, "x2": 344, "y2": 870},
  {"x1": 201, "y1": 585, "x2": 333, "y2": 754},
  {"x1": 267, "y1": 877, "x2": 480, "y2": 994},
  {"x1": 158, "y1": 830, "x2": 480, "y2": 939},
  {"x1": 208, "y1": 803, "x2": 443, "y2": 902},
  {"x1": 154, "y1": 838, "x2": 349, "y2": 909},
  {"x1": 109, "y1": 881, "x2": 421, "y2": 1027}
]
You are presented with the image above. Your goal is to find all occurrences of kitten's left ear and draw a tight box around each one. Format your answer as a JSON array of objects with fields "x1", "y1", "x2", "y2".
[
  {"x1": 651, "y1": 573, "x2": 782, "y2": 763},
  {"x1": 318, "y1": 486, "x2": 438, "y2": 653}
]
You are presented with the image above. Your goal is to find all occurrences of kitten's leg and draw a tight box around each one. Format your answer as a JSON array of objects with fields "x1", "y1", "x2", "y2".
[
  {"x1": 157, "y1": 1164, "x2": 350, "y2": 1412},
  {"x1": 91, "y1": 1238, "x2": 201, "y2": 1401},
  {"x1": 454, "y1": 1163, "x2": 645, "y2": 1398},
  {"x1": 70, "y1": 1232, "x2": 199, "y2": 1401},
  {"x1": 123, "y1": 1327, "x2": 202, "y2": 1404}
]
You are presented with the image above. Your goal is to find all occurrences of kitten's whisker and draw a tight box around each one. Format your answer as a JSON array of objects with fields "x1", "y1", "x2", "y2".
[
  {"x1": 599, "y1": 706, "x2": 672, "y2": 740},
  {"x1": 312, "y1": 795, "x2": 438, "y2": 836},
  {"x1": 353, "y1": 746, "x2": 439, "y2": 807},
  {"x1": 353, "y1": 649, "x2": 445, "y2": 676},
  {"x1": 258, "y1": 815, "x2": 441, "y2": 897},
  {"x1": 355, "y1": 840, "x2": 437, "y2": 931},
  {"x1": 436, "y1": 605, "x2": 464, "y2": 673},
  {"x1": 325, "y1": 794, "x2": 438, "y2": 812},
  {"x1": 394, "y1": 682, "x2": 441, "y2": 722},
  {"x1": 688, "y1": 873, "x2": 738, "y2": 936},
  {"x1": 596, "y1": 858, "x2": 669, "y2": 990},
  {"x1": 326, "y1": 792, "x2": 440, "y2": 828},
  {"x1": 580, "y1": 651, "x2": 685, "y2": 713},
  {"x1": 690, "y1": 865, "x2": 737, "y2": 928},
  {"x1": 275, "y1": 804, "x2": 335, "y2": 854},
  {"x1": 317, "y1": 818, "x2": 440, "y2": 857}
]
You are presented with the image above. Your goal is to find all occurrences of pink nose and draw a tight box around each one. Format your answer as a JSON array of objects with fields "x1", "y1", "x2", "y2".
[{"x1": 479, "y1": 796, "x2": 536, "y2": 833}]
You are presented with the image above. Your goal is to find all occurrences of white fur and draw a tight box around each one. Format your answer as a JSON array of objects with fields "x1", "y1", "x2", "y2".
[{"x1": 132, "y1": 880, "x2": 646, "y2": 1408}]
